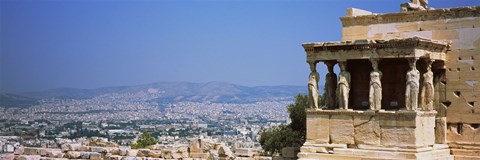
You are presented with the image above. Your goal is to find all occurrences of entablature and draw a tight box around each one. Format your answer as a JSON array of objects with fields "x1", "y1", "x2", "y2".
[{"x1": 303, "y1": 37, "x2": 450, "y2": 62}]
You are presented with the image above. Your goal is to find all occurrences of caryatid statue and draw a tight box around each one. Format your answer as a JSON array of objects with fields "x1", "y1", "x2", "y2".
[
  {"x1": 324, "y1": 61, "x2": 337, "y2": 109},
  {"x1": 308, "y1": 62, "x2": 320, "y2": 109},
  {"x1": 405, "y1": 59, "x2": 420, "y2": 111},
  {"x1": 413, "y1": 0, "x2": 428, "y2": 8},
  {"x1": 421, "y1": 60, "x2": 434, "y2": 111},
  {"x1": 369, "y1": 59, "x2": 382, "y2": 110},
  {"x1": 401, "y1": 0, "x2": 429, "y2": 12},
  {"x1": 337, "y1": 61, "x2": 351, "y2": 110}
]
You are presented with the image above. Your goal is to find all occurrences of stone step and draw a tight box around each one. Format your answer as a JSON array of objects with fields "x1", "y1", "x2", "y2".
[
  {"x1": 453, "y1": 155, "x2": 480, "y2": 160},
  {"x1": 431, "y1": 155, "x2": 455, "y2": 160},
  {"x1": 299, "y1": 148, "x2": 454, "y2": 160}
]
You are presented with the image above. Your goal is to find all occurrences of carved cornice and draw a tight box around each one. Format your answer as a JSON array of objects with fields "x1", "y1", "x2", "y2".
[
  {"x1": 303, "y1": 37, "x2": 449, "y2": 53},
  {"x1": 340, "y1": 6, "x2": 480, "y2": 27},
  {"x1": 303, "y1": 37, "x2": 450, "y2": 61}
]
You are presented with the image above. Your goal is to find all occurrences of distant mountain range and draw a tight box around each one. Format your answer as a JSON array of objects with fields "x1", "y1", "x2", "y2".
[{"x1": 1, "y1": 82, "x2": 311, "y2": 108}]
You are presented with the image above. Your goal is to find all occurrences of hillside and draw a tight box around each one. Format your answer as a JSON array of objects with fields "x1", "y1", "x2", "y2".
[
  {"x1": 20, "y1": 82, "x2": 309, "y2": 104},
  {"x1": 0, "y1": 93, "x2": 39, "y2": 108}
]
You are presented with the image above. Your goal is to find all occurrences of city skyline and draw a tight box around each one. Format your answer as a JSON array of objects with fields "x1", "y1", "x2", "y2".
[{"x1": 1, "y1": 0, "x2": 478, "y2": 93}]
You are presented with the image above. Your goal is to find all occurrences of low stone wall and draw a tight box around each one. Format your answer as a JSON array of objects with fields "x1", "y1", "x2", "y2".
[
  {"x1": 299, "y1": 109, "x2": 451, "y2": 159},
  {"x1": 305, "y1": 109, "x2": 436, "y2": 149}
]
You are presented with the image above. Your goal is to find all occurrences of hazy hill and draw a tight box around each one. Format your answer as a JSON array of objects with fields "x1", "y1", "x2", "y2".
[
  {"x1": 153, "y1": 82, "x2": 308, "y2": 104},
  {"x1": 0, "y1": 93, "x2": 39, "y2": 108},
  {"x1": 20, "y1": 82, "x2": 308, "y2": 104}
]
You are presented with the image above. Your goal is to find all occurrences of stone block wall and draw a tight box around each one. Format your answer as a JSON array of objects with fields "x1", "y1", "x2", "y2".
[
  {"x1": 300, "y1": 110, "x2": 450, "y2": 159},
  {"x1": 305, "y1": 110, "x2": 436, "y2": 149}
]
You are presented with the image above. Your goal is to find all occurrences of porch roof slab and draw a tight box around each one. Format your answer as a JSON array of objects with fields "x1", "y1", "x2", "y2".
[{"x1": 303, "y1": 37, "x2": 450, "y2": 62}]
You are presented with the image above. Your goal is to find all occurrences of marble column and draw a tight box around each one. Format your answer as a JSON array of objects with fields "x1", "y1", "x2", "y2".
[
  {"x1": 308, "y1": 61, "x2": 320, "y2": 109},
  {"x1": 324, "y1": 61, "x2": 337, "y2": 109},
  {"x1": 369, "y1": 59, "x2": 382, "y2": 110},
  {"x1": 421, "y1": 59, "x2": 435, "y2": 111},
  {"x1": 405, "y1": 58, "x2": 420, "y2": 111},
  {"x1": 337, "y1": 61, "x2": 351, "y2": 110}
]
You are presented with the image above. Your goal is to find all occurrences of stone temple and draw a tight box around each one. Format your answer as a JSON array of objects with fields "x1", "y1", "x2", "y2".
[{"x1": 299, "y1": 2, "x2": 480, "y2": 160}]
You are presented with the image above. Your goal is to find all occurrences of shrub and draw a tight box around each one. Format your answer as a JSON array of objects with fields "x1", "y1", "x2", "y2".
[{"x1": 131, "y1": 131, "x2": 157, "y2": 149}]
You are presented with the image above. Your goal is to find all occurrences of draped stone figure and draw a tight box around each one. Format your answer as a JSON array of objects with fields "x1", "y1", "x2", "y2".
[
  {"x1": 405, "y1": 59, "x2": 420, "y2": 110},
  {"x1": 369, "y1": 60, "x2": 382, "y2": 110},
  {"x1": 337, "y1": 61, "x2": 351, "y2": 110},
  {"x1": 401, "y1": 0, "x2": 429, "y2": 12},
  {"x1": 308, "y1": 62, "x2": 320, "y2": 109},
  {"x1": 421, "y1": 63, "x2": 434, "y2": 111},
  {"x1": 414, "y1": 0, "x2": 428, "y2": 8},
  {"x1": 325, "y1": 62, "x2": 337, "y2": 109}
]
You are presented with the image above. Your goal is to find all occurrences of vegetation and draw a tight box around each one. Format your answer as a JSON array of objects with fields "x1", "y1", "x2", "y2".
[
  {"x1": 319, "y1": 91, "x2": 327, "y2": 108},
  {"x1": 259, "y1": 93, "x2": 325, "y2": 155},
  {"x1": 259, "y1": 94, "x2": 307, "y2": 155},
  {"x1": 259, "y1": 125, "x2": 304, "y2": 155},
  {"x1": 130, "y1": 131, "x2": 157, "y2": 149},
  {"x1": 287, "y1": 94, "x2": 308, "y2": 135},
  {"x1": 67, "y1": 129, "x2": 105, "y2": 139}
]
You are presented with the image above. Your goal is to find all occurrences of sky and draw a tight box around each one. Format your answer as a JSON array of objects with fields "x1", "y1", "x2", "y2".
[{"x1": 1, "y1": 0, "x2": 478, "y2": 93}]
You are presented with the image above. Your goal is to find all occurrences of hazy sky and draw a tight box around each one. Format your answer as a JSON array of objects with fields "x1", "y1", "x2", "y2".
[{"x1": 1, "y1": 0, "x2": 478, "y2": 93}]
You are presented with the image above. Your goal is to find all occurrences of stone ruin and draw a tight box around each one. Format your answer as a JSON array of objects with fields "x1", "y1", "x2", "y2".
[
  {"x1": 299, "y1": 3, "x2": 480, "y2": 160},
  {"x1": 8, "y1": 137, "x2": 276, "y2": 160}
]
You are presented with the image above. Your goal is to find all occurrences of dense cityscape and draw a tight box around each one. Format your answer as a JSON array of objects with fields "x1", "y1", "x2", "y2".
[{"x1": 0, "y1": 88, "x2": 296, "y2": 159}]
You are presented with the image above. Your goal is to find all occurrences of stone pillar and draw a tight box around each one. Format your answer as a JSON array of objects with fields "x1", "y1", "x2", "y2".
[
  {"x1": 369, "y1": 58, "x2": 382, "y2": 110},
  {"x1": 337, "y1": 61, "x2": 351, "y2": 110},
  {"x1": 435, "y1": 117, "x2": 447, "y2": 144},
  {"x1": 421, "y1": 59, "x2": 434, "y2": 111},
  {"x1": 308, "y1": 61, "x2": 320, "y2": 109},
  {"x1": 324, "y1": 61, "x2": 337, "y2": 109},
  {"x1": 405, "y1": 58, "x2": 420, "y2": 111}
]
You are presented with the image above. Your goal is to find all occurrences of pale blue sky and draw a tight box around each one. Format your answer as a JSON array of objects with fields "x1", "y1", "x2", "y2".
[{"x1": 1, "y1": 0, "x2": 478, "y2": 93}]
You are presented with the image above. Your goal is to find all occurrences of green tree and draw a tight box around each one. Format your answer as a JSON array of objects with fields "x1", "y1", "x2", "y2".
[
  {"x1": 319, "y1": 91, "x2": 327, "y2": 108},
  {"x1": 259, "y1": 93, "x2": 325, "y2": 155},
  {"x1": 287, "y1": 94, "x2": 308, "y2": 135},
  {"x1": 259, "y1": 94, "x2": 307, "y2": 155},
  {"x1": 131, "y1": 131, "x2": 157, "y2": 149},
  {"x1": 259, "y1": 125, "x2": 304, "y2": 155}
]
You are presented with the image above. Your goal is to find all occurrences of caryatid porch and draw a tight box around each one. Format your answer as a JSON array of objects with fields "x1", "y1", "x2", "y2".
[{"x1": 299, "y1": 37, "x2": 452, "y2": 160}]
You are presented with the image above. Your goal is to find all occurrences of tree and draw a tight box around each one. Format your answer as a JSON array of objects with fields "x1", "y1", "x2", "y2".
[
  {"x1": 259, "y1": 93, "x2": 325, "y2": 155},
  {"x1": 259, "y1": 125, "x2": 303, "y2": 155},
  {"x1": 131, "y1": 131, "x2": 157, "y2": 149},
  {"x1": 287, "y1": 94, "x2": 308, "y2": 136},
  {"x1": 319, "y1": 91, "x2": 327, "y2": 108}
]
